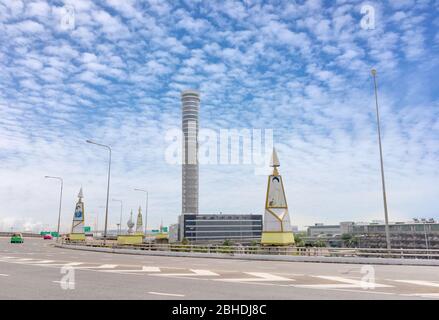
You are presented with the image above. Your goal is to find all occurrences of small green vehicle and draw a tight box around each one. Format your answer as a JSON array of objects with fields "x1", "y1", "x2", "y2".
[{"x1": 10, "y1": 233, "x2": 24, "y2": 244}]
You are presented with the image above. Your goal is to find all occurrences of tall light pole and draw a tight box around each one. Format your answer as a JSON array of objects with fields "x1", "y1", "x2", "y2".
[
  {"x1": 86, "y1": 139, "x2": 111, "y2": 243},
  {"x1": 112, "y1": 199, "x2": 123, "y2": 235},
  {"x1": 420, "y1": 218, "x2": 430, "y2": 257},
  {"x1": 134, "y1": 188, "x2": 148, "y2": 234},
  {"x1": 45, "y1": 176, "x2": 63, "y2": 238},
  {"x1": 371, "y1": 69, "x2": 391, "y2": 251}
]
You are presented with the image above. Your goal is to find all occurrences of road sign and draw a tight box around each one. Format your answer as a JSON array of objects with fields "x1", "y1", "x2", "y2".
[{"x1": 84, "y1": 226, "x2": 91, "y2": 232}]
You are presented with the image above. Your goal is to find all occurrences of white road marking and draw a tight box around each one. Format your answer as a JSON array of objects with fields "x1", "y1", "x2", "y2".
[
  {"x1": 294, "y1": 276, "x2": 393, "y2": 289},
  {"x1": 0, "y1": 274, "x2": 9, "y2": 277},
  {"x1": 402, "y1": 293, "x2": 439, "y2": 299},
  {"x1": 154, "y1": 269, "x2": 219, "y2": 277},
  {"x1": 392, "y1": 280, "x2": 439, "y2": 288},
  {"x1": 26, "y1": 260, "x2": 55, "y2": 264},
  {"x1": 101, "y1": 266, "x2": 160, "y2": 273},
  {"x1": 69, "y1": 264, "x2": 118, "y2": 270},
  {"x1": 53, "y1": 280, "x2": 76, "y2": 285},
  {"x1": 34, "y1": 262, "x2": 84, "y2": 267},
  {"x1": 217, "y1": 272, "x2": 293, "y2": 283},
  {"x1": 148, "y1": 291, "x2": 185, "y2": 297},
  {"x1": 12, "y1": 259, "x2": 56, "y2": 264},
  {"x1": 293, "y1": 283, "x2": 366, "y2": 289},
  {"x1": 327, "y1": 288, "x2": 395, "y2": 295}
]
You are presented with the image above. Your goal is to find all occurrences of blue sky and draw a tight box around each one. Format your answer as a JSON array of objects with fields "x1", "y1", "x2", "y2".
[{"x1": 0, "y1": 0, "x2": 438, "y2": 232}]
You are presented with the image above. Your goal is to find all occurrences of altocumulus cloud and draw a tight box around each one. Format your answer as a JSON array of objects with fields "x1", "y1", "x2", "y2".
[{"x1": 0, "y1": 0, "x2": 438, "y2": 232}]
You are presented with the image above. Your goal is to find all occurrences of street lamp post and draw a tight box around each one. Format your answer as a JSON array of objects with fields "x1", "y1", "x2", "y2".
[
  {"x1": 421, "y1": 218, "x2": 430, "y2": 259},
  {"x1": 371, "y1": 69, "x2": 391, "y2": 251},
  {"x1": 134, "y1": 189, "x2": 148, "y2": 235},
  {"x1": 86, "y1": 140, "x2": 111, "y2": 243},
  {"x1": 45, "y1": 176, "x2": 63, "y2": 239},
  {"x1": 112, "y1": 199, "x2": 123, "y2": 235}
]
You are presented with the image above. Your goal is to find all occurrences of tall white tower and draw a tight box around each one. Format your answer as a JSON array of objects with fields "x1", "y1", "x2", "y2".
[{"x1": 181, "y1": 90, "x2": 200, "y2": 214}]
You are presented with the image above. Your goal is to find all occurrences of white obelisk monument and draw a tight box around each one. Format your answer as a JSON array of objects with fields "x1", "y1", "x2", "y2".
[
  {"x1": 261, "y1": 149, "x2": 295, "y2": 245},
  {"x1": 70, "y1": 187, "x2": 86, "y2": 241}
]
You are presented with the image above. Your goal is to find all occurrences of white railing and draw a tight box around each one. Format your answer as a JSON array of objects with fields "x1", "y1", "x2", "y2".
[{"x1": 59, "y1": 239, "x2": 439, "y2": 260}]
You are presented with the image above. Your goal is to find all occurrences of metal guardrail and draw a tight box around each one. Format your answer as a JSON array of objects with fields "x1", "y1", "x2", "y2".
[
  {"x1": 59, "y1": 239, "x2": 439, "y2": 260},
  {"x1": 0, "y1": 232, "x2": 42, "y2": 238}
]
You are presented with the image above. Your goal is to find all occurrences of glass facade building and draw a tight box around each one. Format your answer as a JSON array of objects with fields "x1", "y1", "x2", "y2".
[{"x1": 179, "y1": 214, "x2": 263, "y2": 243}]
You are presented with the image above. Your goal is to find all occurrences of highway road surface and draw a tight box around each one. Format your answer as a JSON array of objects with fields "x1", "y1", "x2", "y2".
[{"x1": 1, "y1": 237, "x2": 439, "y2": 300}]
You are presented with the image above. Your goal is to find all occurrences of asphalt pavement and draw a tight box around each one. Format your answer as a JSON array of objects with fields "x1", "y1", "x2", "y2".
[{"x1": 1, "y1": 237, "x2": 439, "y2": 300}]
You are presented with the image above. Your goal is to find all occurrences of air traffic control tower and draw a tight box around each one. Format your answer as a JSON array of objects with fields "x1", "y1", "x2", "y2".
[{"x1": 181, "y1": 90, "x2": 200, "y2": 215}]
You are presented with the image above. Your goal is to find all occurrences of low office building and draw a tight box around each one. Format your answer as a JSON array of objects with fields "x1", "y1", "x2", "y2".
[
  {"x1": 351, "y1": 220, "x2": 439, "y2": 249},
  {"x1": 178, "y1": 214, "x2": 263, "y2": 244},
  {"x1": 307, "y1": 223, "x2": 341, "y2": 237},
  {"x1": 305, "y1": 219, "x2": 439, "y2": 249}
]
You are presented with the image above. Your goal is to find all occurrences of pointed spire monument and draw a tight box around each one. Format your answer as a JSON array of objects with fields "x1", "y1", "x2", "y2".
[
  {"x1": 117, "y1": 209, "x2": 144, "y2": 245},
  {"x1": 261, "y1": 148, "x2": 295, "y2": 245},
  {"x1": 70, "y1": 187, "x2": 86, "y2": 241},
  {"x1": 135, "y1": 206, "x2": 143, "y2": 235}
]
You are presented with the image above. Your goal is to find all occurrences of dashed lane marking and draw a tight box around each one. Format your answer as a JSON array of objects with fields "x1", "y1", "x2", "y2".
[
  {"x1": 154, "y1": 269, "x2": 219, "y2": 277},
  {"x1": 294, "y1": 276, "x2": 393, "y2": 289},
  {"x1": 33, "y1": 262, "x2": 84, "y2": 267},
  {"x1": 148, "y1": 291, "x2": 185, "y2": 297},
  {"x1": 391, "y1": 280, "x2": 439, "y2": 288},
  {"x1": 401, "y1": 293, "x2": 439, "y2": 299},
  {"x1": 0, "y1": 274, "x2": 9, "y2": 277},
  {"x1": 68, "y1": 264, "x2": 118, "y2": 270},
  {"x1": 100, "y1": 266, "x2": 160, "y2": 273},
  {"x1": 216, "y1": 272, "x2": 294, "y2": 283},
  {"x1": 52, "y1": 280, "x2": 75, "y2": 285},
  {"x1": 24, "y1": 260, "x2": 55, "y2": 264}
]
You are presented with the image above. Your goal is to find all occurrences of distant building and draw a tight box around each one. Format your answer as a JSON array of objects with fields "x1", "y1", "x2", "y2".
[
  {"x1": 306, "y1": 220, "x2": 439, "y2": 249},
  {"x1": 178, "y1": 214, "x2": 263, "y2": 244},
  {"x1": 307, "y1": 223, "x2": 341, "y2": 237}
]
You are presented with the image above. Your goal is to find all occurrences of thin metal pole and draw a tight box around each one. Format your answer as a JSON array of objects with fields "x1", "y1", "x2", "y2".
[
  {"x1": 145, "y1": 192, "x2": 148, "y2": 235},
  {"x1": 371, "y1": 69, "x2": 391, "y2": 251},
  {"x1": 45, "y1": 176, "x2": 63, "y2": 239},
  {"x1": 86, "y1": 140, "x2": 111, "y2": 244},
  {"x1": 112, "y1": 199, "x2": 123, "y2": 235},
  {"x1": 57, "y1": 179, "x2": 63, "y2": 238},
  {"x1": 423, "y1": 221, "x2": 429, "y2": 259},
  {"x1": 119, "y1": 201, "x2": 122, "y2": 235},
  {"x1": 105, "y1": 148, "x2": 111, "y2": 242}
]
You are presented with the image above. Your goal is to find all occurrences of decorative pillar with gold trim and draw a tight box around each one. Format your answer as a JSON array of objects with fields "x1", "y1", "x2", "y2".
[
  {"x1": 261, "y1": 149, "x2": 295, "y2": 245},
  {"x1": 69, "y1": 187, "x2": 86, "y2": 241},
  {"x1": 135, "y1": 206, "x2": 143, "y2": 235}
]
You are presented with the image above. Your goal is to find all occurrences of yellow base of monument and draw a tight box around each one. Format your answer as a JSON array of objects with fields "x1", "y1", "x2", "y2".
[
  {"x1": 69, "y1": 233, "x2": 85, "y2": 241},
  {"x1": 117, "y1": 234, "x2": 143, "y2": 245},
  {"x1": 261, "y1": 232, "x2": 295, "y2": 245}
]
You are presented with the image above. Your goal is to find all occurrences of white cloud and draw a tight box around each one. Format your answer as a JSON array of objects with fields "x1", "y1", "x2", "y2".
[{"x1": 0, "y1": 0, "x2": 438, "y2": 233}]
